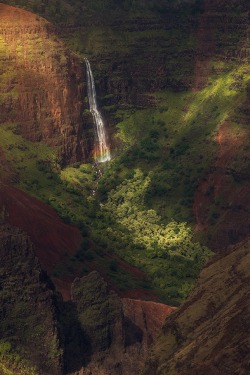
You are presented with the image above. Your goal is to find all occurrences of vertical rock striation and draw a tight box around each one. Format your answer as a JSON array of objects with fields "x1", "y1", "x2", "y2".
[
  {"x1": 0, "y1": 224, "x2": 63, "y2": 374},
  {"x1": 0, "y1": 4, "x2": 92, "y2": 164}
]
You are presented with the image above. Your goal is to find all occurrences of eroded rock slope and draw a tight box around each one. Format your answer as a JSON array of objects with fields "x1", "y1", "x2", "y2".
[
  {"x1": 66, "y1": 271, "x2": 174, "y2": 375},
  {"x1": 143, "y1": 239, "x2": 250, "y2": 375}
]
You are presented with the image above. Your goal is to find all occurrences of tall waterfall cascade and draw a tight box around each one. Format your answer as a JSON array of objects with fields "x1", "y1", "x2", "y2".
[{"x1": 85, "y1": 58, "x2": 111, "y2": 163}]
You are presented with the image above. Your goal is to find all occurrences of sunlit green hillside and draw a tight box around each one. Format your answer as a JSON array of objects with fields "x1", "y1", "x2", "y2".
[{"x1": 0, "y1": 0, "x2": 249, "y2": 305}]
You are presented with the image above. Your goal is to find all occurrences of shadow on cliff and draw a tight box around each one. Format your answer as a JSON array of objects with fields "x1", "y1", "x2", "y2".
[
  {"x1": 124, "y1": 317, "x2": 144, "y2": 347},
  {"x1": 59, "y1": 299, "x2": 145, "y2": 374},
  {"x1": 59, "y1": 300, "x2": 93, "y2": 373}
]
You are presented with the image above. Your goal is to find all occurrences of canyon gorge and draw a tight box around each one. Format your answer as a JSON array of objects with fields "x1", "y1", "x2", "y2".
[{"x1": 0, "y1": 0, "x2": 249, "y2": 374}]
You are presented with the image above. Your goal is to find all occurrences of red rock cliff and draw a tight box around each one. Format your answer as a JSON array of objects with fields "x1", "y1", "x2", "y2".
[{"x1": 0, "y1": 3, "x2": 91, "y2": 164}]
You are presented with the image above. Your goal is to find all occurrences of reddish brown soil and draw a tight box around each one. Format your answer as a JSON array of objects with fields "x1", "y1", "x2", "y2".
[
  {"x1": 122, "y1": 298, "x2": 175, "y2": 345},
  {"x1": 52, "y1": 277, "x2": 73, "y2": 301},
  {"x1": 0, "y1": 180, "x2": 164, "y2": 302},
  {"x1": 0, "y1": 3, "x2": 42, "y2": 22},
  {"x1": 143, "y1": 239, "x2": 250, "y2": 375},
  {"x1": 0, "y1": 3, "x2": 89, "y2": 164},
  {"x1": 192, "y1": 1, "x2": 250, "y2": 249},
  {"x1": 92, "y1": 250, "x2": 163, "y2": 302},
  {"x1": 0, "y1": 183, "x2": 82, "y2": 273}
]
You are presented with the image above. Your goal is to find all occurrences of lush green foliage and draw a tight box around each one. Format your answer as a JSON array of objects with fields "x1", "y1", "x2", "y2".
[
  {"x1": 103, "y1": 169, "x2": 209, "y2": 260},
  {"x1": 0, "y1": 341, "x2": 38, "y2": 375},
  {"x1": 92, "y1": 168, "x2": 212, "y2": 303},
  {"x1": 0, "y1": 0, "x2": 249, "y2": 306},
  {"x1": 110, "y1": 62, "x2": 250, "y2": 224}
]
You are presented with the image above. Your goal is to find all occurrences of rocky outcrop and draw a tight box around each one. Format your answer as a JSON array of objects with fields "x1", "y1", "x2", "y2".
[
  {"x1": 69, "y1": 271, "x2": 124, "y2": 375},
  {"x1": 67, "y1": 271, "x2": 174, "y2": 375},
  {"x1": 0, "y1": 226, "x2": 173, "y2": 375},
  {"x1": 122, "y1": 298, "x2": 174, "y2": 347},
  {"x1": 0, "y1": 182, "x2": 82, "y2": 299},
  {"x1": 121, "y1": 298, "x2": 174, "y2": 373},
  {"x1": 0, "y1": 4, "x2": 92, "y2": 165},
  {"x1": 2, "y1": 225, "x2": 249, "y2": 375},
  {"x1": 0, "y1": 224, "x2": 63, "y2": 374},
  {"x1": 143, "y1": 239, "x2": 250, "y2": 375},
  {"x1": 89, "y1": 0, "x2": 248, "y2": 108}
]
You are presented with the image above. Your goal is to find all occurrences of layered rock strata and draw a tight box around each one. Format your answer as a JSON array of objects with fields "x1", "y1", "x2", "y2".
[
  {"x1": 143, "y1": 239, "x2": 250, "y2": 375},
  {"x1": 0, "y1": 3, "x2": 92, "y2": 164}
]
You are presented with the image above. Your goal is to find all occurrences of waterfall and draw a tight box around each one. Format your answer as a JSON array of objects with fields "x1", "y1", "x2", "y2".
[{"x1": 85, "y1": 58, "x2": 111, "y2": 163}]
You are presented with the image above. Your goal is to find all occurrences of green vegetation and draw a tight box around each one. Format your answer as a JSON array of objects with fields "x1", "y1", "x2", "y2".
[
  {"x1": 93, "y1": 168, "x2": 212, "y2": 303},
  {"x1": 0, "y1": 228, "x2": 62, "y2": 375},
  {"x1": 1, "y1": 0, "x2": 204, "y2": 23},
  {"x1": 102, "y1": 170, "x2": 207, "y2": 260},
  {"x1": 0, "y1": 3, "x2": 248, "y2": 375},
  {"x1": 0, "y1": 341, "x2": 38, "y2": 375},
  {"x1": 0, "y1": 0, "x2": 249, "y2": 306},
  {"x1": 0, "y1": 123, "x2": 93, "y2": 226},
  {"x1": 0, "y1": 119, "x2": 213, "y2": 304}
]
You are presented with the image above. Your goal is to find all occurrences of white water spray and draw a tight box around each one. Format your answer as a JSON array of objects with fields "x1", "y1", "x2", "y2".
[{"x1": 85, "y1": 58, "x2": 111, "y2": 163}]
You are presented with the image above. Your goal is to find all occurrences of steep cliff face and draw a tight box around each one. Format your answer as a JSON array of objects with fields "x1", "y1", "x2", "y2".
[
  {"x1": 90, "y1": 13, "x2": 196, "y2": 108},
  {"x1": 192, "y1": 0, "x2": 250, "y2": 248},
  {"x1": 121, "y1": 298, "x2": 174, "y2": 372},
  {"x1": 0, "y1": 3, "x2": 92, "y2": 164},
  {"x1": 0, "y1": 224, "x2": 174, "y2": 375},
  {"x1": 143, "y1": 239, "x2": 250, "y2": 375},
  {"x1": 66, "y1": 271, "x2": 174, "y2": 375},
  {"x1": 0, "y1": 182, "x2": 82, "y2": 298},
  {"x1": 0, "y1": 224, "x2": 62, "y2": 375}
]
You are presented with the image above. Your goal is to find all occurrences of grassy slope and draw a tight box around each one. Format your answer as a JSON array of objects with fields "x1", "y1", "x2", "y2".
[{"x1": 0, "y1": 123, "x2": 150, "y2": 295}]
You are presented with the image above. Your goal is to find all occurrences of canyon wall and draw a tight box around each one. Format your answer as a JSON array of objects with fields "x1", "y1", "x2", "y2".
[
  {"x1": 0, "y1": 224, "x2": 63, "y2": 374},
  {"x1": 0, "y1": 182, "x2": 82, "y2": 297},
  {"x1": 61, "y1": 0, "x2": 249, "y2": 250},
  {"x1": 192, "y1": 0, "x2": 250, "y2": 249},
  {"x1": 0, "y1": 3, "x2": 92, "y2": 165},
  {"x1": 0, "y1": 1, "x2": 249, "y2": 249},
  {"x1": 67, "y1": 271, "x2": 174, "y2": 375},
  {"x1": 0, "y1": 224, "x2": 174, "y2": 375},
  {"x1": 143, "y1": 239, "x2": 250, "y2": 375}
]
